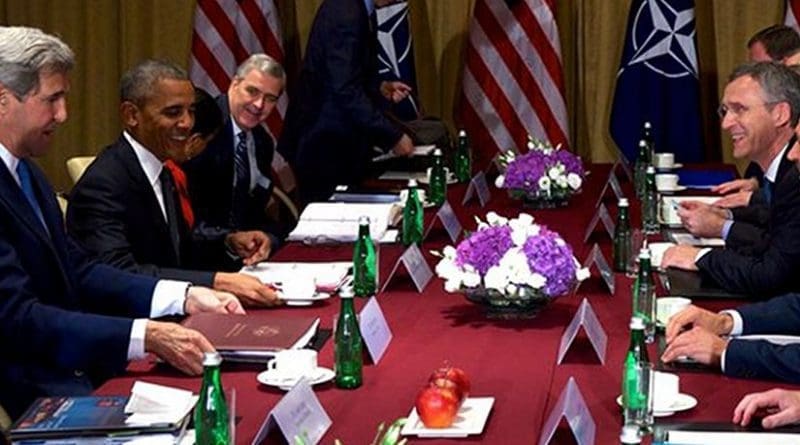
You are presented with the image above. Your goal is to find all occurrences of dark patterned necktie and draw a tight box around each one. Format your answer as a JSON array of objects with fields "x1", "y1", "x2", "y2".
[
  {"x1": 762, "y1": 178, "x2": 773, "y2": 205},
  {"x1": 232, "y1": 131, "x2": 250, "y2": 227},
  {"x1": 159, "y1": 167, "x2": 182, "y2": 258}
]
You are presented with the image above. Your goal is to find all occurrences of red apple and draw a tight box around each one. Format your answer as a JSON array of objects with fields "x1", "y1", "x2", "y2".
[
  {"x1": 429, "y1": 365, "x2": 471, "y2": 400},
  {"x1": 415, "y1": 386, "x2": 459, "y2": 428}
]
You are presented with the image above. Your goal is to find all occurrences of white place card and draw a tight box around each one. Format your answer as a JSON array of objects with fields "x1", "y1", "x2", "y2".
[
  {"x1": 594, "y1": 169, "x2": 625, "y2": 208},
  {"x1": 359, "y1": 297, "x2": 393, "y2": 364},
  {"x1": 423, "y1": 201, "x2": 462, "y2": 242},
  {"x1": 380, "y1": 244, "x2": 433, "y2": 293},
  {"x1": 557, "y1": 298, "x2": 608, "y2": 365},
  {"x1": 461, "y1": 172, "x2": 491, "y2": 207},
  {"x1": 538, "y1": 377, "x2": 595, "y2": 445},
  {"x1": 665, "y1": 430, "x2": 800, "y2": 445},
  {"x1": 578, "y1": 243, "x2": 614, "y2": 294},
  {"x1": 582, "y1": 203, "x2": 615, "y2": 243},
  {"x1": 613, "y1": 151, "x2": 634, "y2": 182},
  {"x1": 251, "y1": 378, "x2": 331, "y2": 445}
]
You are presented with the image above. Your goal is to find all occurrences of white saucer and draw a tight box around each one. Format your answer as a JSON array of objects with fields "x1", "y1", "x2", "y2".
[
  {"x1": 418, "y1": 173, "x2": 457, "y2": 185},
  {"x1": 616, "y1": 393, "x2": 697, "y2": 417},
  {"x1": 282, "y1": 292, "x2": 332, "y2": 306},
  {"x1": 657, "y1": 185, "x2": 687, "y2": 193},
  {"x1": 257, "y1": 366, "x2": 335, "y2": 390},
  {"x1": 656, "y1": 163, "x2": 683, "y2": 170}
]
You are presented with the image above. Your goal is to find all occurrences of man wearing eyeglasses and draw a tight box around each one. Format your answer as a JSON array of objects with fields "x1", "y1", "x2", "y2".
[
  {"x1": 662, "y1": 62, "x2": 800, "y2": 297},
  {"x1": 184, "y1": 55, "x2": 288, "y2": 259}
]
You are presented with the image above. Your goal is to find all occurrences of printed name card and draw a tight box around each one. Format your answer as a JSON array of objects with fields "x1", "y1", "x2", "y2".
[
  {"x1": 251, "y1": 378, "x2": 331, "y2": 445},
  {"x1": 582, "y1": 203, "x2": 615, "y2": 243},
  {"x1": 461, "y1": 172, "x2": 491, "y2": 207},
  {"x1": 613, "y1": 151, "x2": 634, "y2": 182},
  {"x1": 423, "y1": 201, "x2": 463, "y2": 242},
  {"x1": 594, "y1": 169, "x2": 625, "y2": 208},
  {"x1": 579, "y1": 243, "x2": 615, "y2": 294},
  {"x1": 538, "y1": 377, "x2": 595, "y2": 445},
  {"x1": 380, "y1": 243, "x2": 433, "y2": 293},
  {"x1": 359, "y1": 297, "x2": 393, "y2": 364},
  {"x1": 557, "y1": 298, "x2": 608, "y2": 365}
]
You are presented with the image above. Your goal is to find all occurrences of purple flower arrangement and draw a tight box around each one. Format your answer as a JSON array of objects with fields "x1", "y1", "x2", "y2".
[{"x1": 494, "y1": 138, "x2": 585, "y2": 200}]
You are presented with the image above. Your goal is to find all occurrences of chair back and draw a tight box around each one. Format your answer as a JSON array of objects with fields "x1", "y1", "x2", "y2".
[{"x1": 66, "y1": 156, "x2": 95, "y2": 184}]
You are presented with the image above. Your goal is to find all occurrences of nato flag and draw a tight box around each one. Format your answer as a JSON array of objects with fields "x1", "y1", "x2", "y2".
[{"x1": 610, "y1": 0, "x2": 704, "y2": 163}]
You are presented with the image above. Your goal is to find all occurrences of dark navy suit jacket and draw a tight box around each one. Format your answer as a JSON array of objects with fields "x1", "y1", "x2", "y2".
[
  {"x1": 66, "y1": 136, "x2": 219, "y2": 285},
  {"x1": 278, "y1": 0, "x2": 403, "y2": 204},
  {"x1": 725, "y1": 294, "x2": 800, "y2": 383},
  {"x1": 0, "y1": 157, "x2": 156, "y2": 419}
]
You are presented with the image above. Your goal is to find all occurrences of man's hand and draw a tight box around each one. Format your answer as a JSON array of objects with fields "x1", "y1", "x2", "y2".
[
  {"x1": 144, "y1": 321, "x2": 214, "y2": 375},
  {"x1": 380, "y1": 80, "x2": 412, "y2": 103},
  {"x1": 226, "y1": 230, "x2": 271, "y2": 265},
  {"x1": 660, "y1": 326, "x2": 728, "y2": 367},
  {"x1": 392, "y1": 134, "x2": 414, "y2": 157},
  {"x1": 664, "y1": 305, "x2": 734, "y2": 343},
  {"x1": 677, "y1": 201, "x2": 727, "y2": 237},
  {"x1": 714, "y1": 191, "x2": 752, "y2": 208},
  {"x1": 660, "y1": 245, "x2": 701, "y2": 271},
  {"x1": 712, "y1": 177, "x2": 759, "y2": 195},
  {"x1": 213, "y1": 272, "x2": 282, "y2": 307},
  {"x1": 184, "y1": 286, "x2": 246, "y2": 314},
  {"x1": 734, "y1": 389, "x2": 800, "y2": 428}
]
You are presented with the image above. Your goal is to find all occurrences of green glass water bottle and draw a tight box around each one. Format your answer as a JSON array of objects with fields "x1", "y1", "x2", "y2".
[
  {"x1": 633, "y1": 139, "x2": 649, "y2": 199},
  {"x1": 353, "y1": 216, "x2": 377, "y2": 297},
  {"x1": 194, "y1": 352, "x2": 229, "y2": 445},
  {"x1": 642, "y1": 121, "x2": 654, "y2": 162},
  {"x1": 335, "y1": 287, "x2": 363, "y2": 389},
  {"x1": 402, "y1": 179, "x2": 424, "y2": 246},
  {"x1": 454, "y1": 129, "x2": 472, "y2": 183},
  {"x1": 622, "y1": 316, "x2": 652, "y2": 433},
  {"x1": 633, "y1": 248, "x2": 656, "y2": 342},
  {"x1": 642, "y1": 166, "x2": 658, "y2": 234},
  {"x1": 613, "y1": 198, "x2": 631, "y2": 272},
  {"x1": 428, "y1": 148, "x2": 447, "y2": 206}
]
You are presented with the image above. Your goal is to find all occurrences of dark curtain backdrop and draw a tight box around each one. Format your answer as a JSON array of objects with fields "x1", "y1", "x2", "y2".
[{"x1": 0, "y1": 0, "x2": 784, "y2": 191}]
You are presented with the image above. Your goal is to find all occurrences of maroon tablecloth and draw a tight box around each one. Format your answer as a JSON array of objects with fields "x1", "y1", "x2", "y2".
[{"x1": 96, "y1": 164, "x2": 800, "y2": 444}]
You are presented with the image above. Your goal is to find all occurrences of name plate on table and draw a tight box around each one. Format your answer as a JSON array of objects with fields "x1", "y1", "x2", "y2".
[
  {"x1": 538, "y1": 377, "x2": 595, "y2": 445},
  {"x1": 423, "y1": 201, "x2": 462, "y2": 242},
  {"x1": 595, "y1": 169, "x2": 625, "y2": 208},
  {"x1": 359, "y1": 297, "x2": 393, "y2": 364},
  {"x1": 557, "y1": 298, "x2": 608, "y2": 365},
  {"x1": 612, "y1": 153, "x2": 634, "y2": 182},
  {"x1": 578, "y1": 243, "x2": 614, "y2": 294},
  {"x1": 380, "y1": 244, "x2": 433, "y2": 293},
  {"x1": 582, "y1": 203, "x2": 615, "y2": 243},
  {"x1": 251, "y1": 378, "x2": 331, "y2": 445},
  {"x1": 461, "y1": 172, "x2": 491, "y2": 207}
]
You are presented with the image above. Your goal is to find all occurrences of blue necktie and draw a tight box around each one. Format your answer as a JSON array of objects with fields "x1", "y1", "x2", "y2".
[
  {"x1": 762, "y1": 178, "x2": 773, "y2": 205},
  {"x1": 232, "y1": 132, "x2": 250, "y2": 227},
  {"x1": 16, "y1": 160, "x2": 47, "y2": 230}
]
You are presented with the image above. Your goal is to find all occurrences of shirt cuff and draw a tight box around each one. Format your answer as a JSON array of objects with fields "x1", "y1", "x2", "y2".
[
  {"x1": 720, "y1": 344, "x2": 727, "y2": 372},
  {"x1": 694, "y1": 247, "x2": 713, "y2": 263},
  {"x1": 127, "y1": 318, "x2": 148, "y2": 360},
  {"x1": 721, "y1": 220, "x2": 734, "y2": 240},
  {"x1": 721, "y1": 309, "x2": 743, "y2": 335},
  {"x1": 151, "y1": 279, "x2": 190, "y2": 318}
]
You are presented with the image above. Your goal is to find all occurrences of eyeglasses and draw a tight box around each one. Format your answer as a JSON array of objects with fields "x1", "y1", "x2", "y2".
[{"x1": 717, "y1": 101, "x2": 782, "y2": 119}]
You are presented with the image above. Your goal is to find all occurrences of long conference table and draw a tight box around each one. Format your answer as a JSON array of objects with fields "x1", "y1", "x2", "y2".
[{"x1": 97, "y1": 163, "x2": 800, "y2": 444}]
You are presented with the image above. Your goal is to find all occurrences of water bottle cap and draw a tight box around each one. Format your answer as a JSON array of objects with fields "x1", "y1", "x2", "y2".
[
  {"x1": 644, "y1": 121, "x2": 652, "y2": 129},
  {"x1": 458, "y1": 129, "x2": 466, "y2": 137},
  {"x1": 358, "y1": 215, "x2": 370, "y2": 225},
  {"x1": 638, "y1": 139, "x2": 647, "y2": 147},
  {"x1": 638, "y1": 248, "x2": 650, "y2": 259},
  {"x1": 619, "y1": 198, "x2": 629, "y2": 207},
  {"x1": 433, "y1": 148, "x2": 443, "y2": 156},
  {"x1": 203, "y1": 351, "x2": 222, "y2": 366},
  {"x1": 407, "y1": 179, "x2": 418, "y2": 188},
  {"x1": 646, "y1": 165, "x2": 655, "y2": 173},
  {"x1": 620, "y1": 425, "x2": 641, "y2": 444},
  {"x1": 339, "y1": 286, "x2": 355, "y2": 299},
  {"x1": 629, "y1": 317, "x2": 646, "y2": 330}
]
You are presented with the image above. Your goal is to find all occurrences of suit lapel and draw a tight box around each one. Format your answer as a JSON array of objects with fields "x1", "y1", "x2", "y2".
[{"x1": 0, "y1": 160, "x2": 54, "y2": 246}]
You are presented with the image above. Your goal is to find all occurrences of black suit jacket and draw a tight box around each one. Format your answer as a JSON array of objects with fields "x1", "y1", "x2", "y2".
[
  {"x1": 0, "y1": 157, "x2": 155, "y2": 419},
  {"x1": 697, "y1": 149, "x2": 800, "y2": 297},
  {"x1": 725, "y1": 293, "x2": 800, "y2": 383},
  {"x1": 183, "y1": 95, "x2": 281, "y2": 241},
  {"x1": 66, "y1": 136, "x2": 218, "y2": 285},
  {"x1": 278, "y1": 0, "x2": 403, "y2": 204}
]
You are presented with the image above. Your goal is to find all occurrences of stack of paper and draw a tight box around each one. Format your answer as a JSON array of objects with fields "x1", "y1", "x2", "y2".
[
  {"x1": 287, "y1": 202, "x2": 400, "y2": 243},
  {"x1": 241, "y1": 261, "x2": 351, "y2": 294}
]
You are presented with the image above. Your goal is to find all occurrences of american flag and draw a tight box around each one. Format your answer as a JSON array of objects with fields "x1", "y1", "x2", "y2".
[
  {"x1": 458, "y1": 0, "x2": 569, "y2": 168},
  {"x1": 188, "y1": 0, "x2": 294, "y2": 190},
  {"x1": 786, "y1": 0, "x2": 800, "y2": 31}
]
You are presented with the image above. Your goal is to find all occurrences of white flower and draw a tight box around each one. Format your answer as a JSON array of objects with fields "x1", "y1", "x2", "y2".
[
  {"x1": 462, "y1": 270, "x2": 481, "y2": 288},
  {"x1": 517, "y1": 213, "x2": 534, "y2": 225},
  {"x1": 442, "y1": 245, "x2": 457, "y2": 259},
  {"x1": 484, "y1": 265, "x2": 509, "y2": 291},
  {"x1": 510, "y1": 226, "x2": 528, "y2": 246},
  {"x1": 485, "y1": 211, "x2": 508, "y2": 227},
  {"x1": 527, "y1": 273, "x2": 546, "y2": 289},
  {"x1": 495, "y1": 174, "x2": 505, "y2": 188},
  {"x1": 444, "y1": 278, "x2": 463, "y2": 293},
  {"x1": 556, "y1": 175, "x2": 568, "y2": 189},
  {"x1": 576, "y1": 267, "x2": 591, "y2": 281},
  {"x1": 548, "y1": 167, "x2": 560, "y2": 180},
  {"x1": 435, "y1": 259, "x2": 459, "y2": 280},
  {"x1": 505, "y1": 284, "x2": 518, "y2": 296},
  {"x1": 567, "y1": 173, "x2": 582, "y2": 190},
  {"x1": 538, "y1": 176, "x2": 551, "y2": 191},
  {"x1": 527, "y1": 140, "x2": 535, "y2": 151}
]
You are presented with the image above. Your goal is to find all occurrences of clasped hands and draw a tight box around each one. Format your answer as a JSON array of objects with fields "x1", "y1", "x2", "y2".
[{"x1": 660, "y1": 304, "x2": 731, "y2": 368}]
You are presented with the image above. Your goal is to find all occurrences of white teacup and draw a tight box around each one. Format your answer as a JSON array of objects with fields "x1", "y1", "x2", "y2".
[
  {"x1": 267, "y1": 349, "x2": 318, "y2": 377},
  {"x1": 660, "y1": 198, "x2": 680, "y2": 224},
  {"x1": 656, "y1": 173, "x2": 679, "y2": 191},
  {"x1": 647, "y1": 242, "x2": 674, "y2": 269},
  {"x1": 654, "y1": 153, "x2": 675, "y2": 169},
  {"x1": 653, "y1": 371, "x2": 680, "y2": 410},
  {"x1": 656, "y1": 297, "x2": 692, "y2": 325},
  {"x1": 400, "y1": 188, "x2": 427, "y2": 205},
  {"x1": 278, "y1": 280, "x2": 317, "y2": 300}
]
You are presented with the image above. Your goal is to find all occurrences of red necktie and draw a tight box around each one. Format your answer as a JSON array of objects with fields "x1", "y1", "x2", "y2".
[{"x1": 163, "y1": 160, "x2": 195, "y2": 229}]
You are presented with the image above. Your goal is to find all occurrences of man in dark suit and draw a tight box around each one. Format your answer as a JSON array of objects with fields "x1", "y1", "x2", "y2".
[
  {"x1": 661, "y1": 295, "x2": 800, "y2": 383},
  {"x1": 662, "y1": 62, "x2": 800, "y2": 297},
  {"x1": 0, "y1": 26, "x2": 243, "y2": 419},
  {"x1": 67, "y1": 60, "x2": 280, "y2": 307},
  {"x1": 184, "y1": 54, "x2": 288, "y2": 245},
  {"x1": 278, "y1": 0, "x2": 415, "y2": 206}
]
